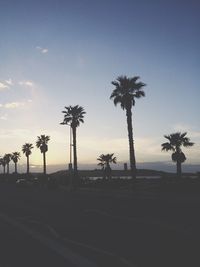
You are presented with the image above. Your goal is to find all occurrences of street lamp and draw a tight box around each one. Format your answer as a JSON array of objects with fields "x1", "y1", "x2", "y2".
[
  {"x1": 69, "y1": 125, "x2": 73, "y2": 171},
  {"x1": 60, "y1": 121, "x2": 74, "y2": 189},
  {"x1": 60, "y1": 122, "x2": 73, "y2": 171}
]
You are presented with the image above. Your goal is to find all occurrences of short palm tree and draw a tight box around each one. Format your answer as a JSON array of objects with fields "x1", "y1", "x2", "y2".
[
  {"x1": 0, "y1": 157, "x2": 7, "y2": 174},
  {"x1": 11, "y1": 152, "x2": 21, "y2": 173},
  {"x1": 22, "y1": 143, "x2": 34, "y2": 174},
  {"x1": 110, "y1": 75, "x2": 146, "y2": 179},
  {"x1": 161, "y1": 132, "x2": 194, "y2": 177},
  {"x1": 97, "y1": 153, "x2": 117, "y2": 179},
  {"x1": 61, "y1": 105, "x2": 86, "y2": 185},
  {"x1": 36, "y1": 135, "x2": 50, "y2": 175},
  {"x1": 4, "y1": 154, "x2": 12, "y2": 174}
]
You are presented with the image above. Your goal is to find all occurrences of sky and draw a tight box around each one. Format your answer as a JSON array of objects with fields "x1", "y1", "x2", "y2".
[{"x1": 0, "y1": 0, "x2": 199, "y2": 173}]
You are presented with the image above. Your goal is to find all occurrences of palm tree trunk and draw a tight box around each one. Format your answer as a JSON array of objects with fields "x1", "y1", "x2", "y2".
[
  {"x1": 106, "y1": 162, "x2": 111, "y2": 180},
  {"x1": 15, "y1": 162, "x2": 17, "y2": 173},
  {"x1": 27, "y1": 156, "x2": 29, "y2": 174},
  {"x1": 126, "y1": 107, "x2": 136, "y2": 180},
  {"x1": 43, "y1": 152, "x2": 46, "y2": 175},
  {"x1": 3, "y1": 166, "x2": 5, "y2": 174},
  {"x1": 177, "y1": 161, "x2": 182, "y2": 178},
  {"x1": 72, "y1": 126, "x2": 79, "y2": 186},
  {"x1": 7, "y1": 163, "x2": 9, "y2": 174}
]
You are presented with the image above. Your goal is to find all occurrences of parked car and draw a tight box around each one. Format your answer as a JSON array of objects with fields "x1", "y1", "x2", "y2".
[
  {"x1": 16, "y1": 177, "x2": 39, "y2": 187},
  {"x1": 16, "y1": 178, "x2": 31, "y2": 187}
]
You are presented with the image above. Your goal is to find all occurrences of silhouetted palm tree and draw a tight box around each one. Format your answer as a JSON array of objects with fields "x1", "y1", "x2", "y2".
[
  {"x1": 161, "y1": 132, "x2": 194, "y2": 177},
  {"x1": 110, "y1": 75, "x2": 146, "y2": 179},
  {"x1": 4, "y1": 154, "x2": 12, "y2": 174},
  {"x1": 61, "y1": 105, "x2": 86, "y2": 185},
  {"x1": 11, "y1": 152, "x2": 21, "y2": 173},
  {"x1": 0, "y1": 157, "x2": 6, "y2": 174},
  {"x1": 97, "y1": 153, "x2": 117, "y2": 179},
  {"x1": 22, "y1": 143, "x2": 34, "y2": 174},
  {"x1": 36, "y1": 135, "x2": 50, "y2": 175}
]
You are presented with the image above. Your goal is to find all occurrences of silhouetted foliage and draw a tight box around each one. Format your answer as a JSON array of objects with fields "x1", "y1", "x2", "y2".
[
  {"x1": 22, "y1": 143, "x2": 34, "y2": 174},
  {"x1": 0, "y1": 157, "x2": 7, "y2": 174},
  {"x1": 161, "y1": 132, "x2": 194, "y2": 177},
  {"x1": 97, "y1": 153, "x2": 117, "y2": 179},
  {"x1": 110, "y1": 75, "x2": 146, "y2": 180},
  {"x1": 61, "y1": 105, "x2": 86, "y2": 187},
  {"x1": 36, "y1": 135, "x2": 50, "y2": 175},
  {"x1": 11, "y1": 152, "x2": 21, "y2": 173},
  {"x1": 4, "y1": 154, "x2": 12, "y2": 174}
]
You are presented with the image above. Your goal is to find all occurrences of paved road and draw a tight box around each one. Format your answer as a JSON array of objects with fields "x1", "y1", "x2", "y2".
[
  {"x1": 0, "y1": 182, "x2": 200, "y2": 267},
  {"x1": 0, "y1": 218, "x2": 77, "y2": 267}
]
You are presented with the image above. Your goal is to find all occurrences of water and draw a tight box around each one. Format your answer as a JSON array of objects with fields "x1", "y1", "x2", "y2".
[{"x1": 83, "y1": 175, "x2": 161, "y2": 181}]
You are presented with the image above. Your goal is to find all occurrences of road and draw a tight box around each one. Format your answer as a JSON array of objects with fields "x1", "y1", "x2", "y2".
[{"x1": 0, "y1": 182, "x2": 200, "y2": 267}]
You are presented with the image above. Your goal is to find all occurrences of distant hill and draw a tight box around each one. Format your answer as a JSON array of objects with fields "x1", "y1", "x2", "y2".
[{"x1": 50, "y1": 168, "x2": 166, "y2": 178}]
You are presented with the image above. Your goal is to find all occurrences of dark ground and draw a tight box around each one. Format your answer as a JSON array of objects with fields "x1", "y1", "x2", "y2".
[{"x1": 0, "y1": 178, "x2": 200, "y2": 267}]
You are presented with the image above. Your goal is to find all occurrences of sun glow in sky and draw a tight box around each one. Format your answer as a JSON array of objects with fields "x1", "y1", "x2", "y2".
[{"x1": 0, "y1": 0, "x2": 199, "y2": 172}]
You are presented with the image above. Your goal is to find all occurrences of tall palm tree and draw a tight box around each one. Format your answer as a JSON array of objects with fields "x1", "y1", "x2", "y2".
[
  {"x1": 97, "y1": 153, "x2": 117, "y2": 179},
  {"x1": 0, "y1": 157, "x2": 6, "y2": 174},
  {"x1": 22, "y1": 143, "x2": 34, "y2": 174},
  {"x1": 110, "y1": 75, "x2": 146, "y2": 179},
  {"x1": 4, "y1": 154, "x2": 12, "y2": 174},
  {"x1": 161, "y1": 132, "x2": 194, "y2": 177},
  {"x1": 11, "y1": 152, "x2": 21, "y2": 173},
  {"x1": 36, "y1": 135, "x2": 50, "y2": 175},
  {"x1": 61, "y1": 105, "x2": 86, "y2": 185}
]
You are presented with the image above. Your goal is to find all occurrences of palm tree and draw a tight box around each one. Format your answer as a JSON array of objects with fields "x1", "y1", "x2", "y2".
[
  {"x1": 11, "y1": 152, "x2": 21, "y2": 173},
  {"x1": 161, "y1": 132, "x2": 194, "y2": 177},
  {"x1": 97, "y1": 153, "x2": 117, "y2": 179},
  {"x1": 36, "y1": 135, "x2": 50, "y2": 175},
  {"x1": 110, "y1": 75, "x2": 146, "y2": 179},
  {"x1": 0, "y1": 157, "x2": 6, "y2": 174},
  {"x1": 22, "y1": 143, "x2": 34, "y2": 174},
  {"x1": 4, "y1": 154, "x2": 12, "y2": 174},
  {"x1": 61, "y1": 105, "x2": 86, "y2": 185}
]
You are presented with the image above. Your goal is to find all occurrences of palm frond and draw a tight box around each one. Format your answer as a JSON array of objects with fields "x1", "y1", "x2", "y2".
[
  {"x1": 61, "y1": 105, "x2": 86, "y2": 128},
  {"x1": 110, "y1": 75, "x2": 146, "y2": 110},
  {"x1": 161, "y1": 142, "x2": 174, "y2": 151}
]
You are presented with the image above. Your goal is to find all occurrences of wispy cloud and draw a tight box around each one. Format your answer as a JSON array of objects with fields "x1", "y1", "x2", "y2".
[
  {"x1": 0, "y1": 81, "x2": 9, "y2": 91},
  {"x1": 5, "y1": 78, "x2": 13, "y2": 86},
  {"x1": 4, "y1": 102, "x2": 25, "y2": 109},
  {"x1": 36, "y1": 46, "x2": 48, "y2": 54},
  {"x1": 19, "y1": 80, "x2": 34, "y2": 87},
  {"x1": 0, "y1": 79, "x2": 14, "y2": 91},
  {"x1": 0, "y1": 100, "x2": 32, "y2": 109}
]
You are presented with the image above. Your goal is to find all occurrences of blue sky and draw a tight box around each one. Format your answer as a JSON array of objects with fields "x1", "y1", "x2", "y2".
[{"x1": 0, "y1": 0, "x2": 199, "y2": 172}]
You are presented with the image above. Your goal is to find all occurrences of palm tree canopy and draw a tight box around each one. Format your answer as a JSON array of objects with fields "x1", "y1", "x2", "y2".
[
  {"x1": 162, "y1": 132, "x2": 194, "y2": 153},
  {"x1": 110, "y1": 75, "x2": 146, "y2": 110},
  {"x1": 0, "y1": 157, "x2": 6, "y2": 167},
  {"x1": 36, "y1": 135, "x2": 50, "y2": 153},
  {"x1": 61, "y1": 105, "x2": 86, "y2": 128},
  {"x1": 22, "y1": 143, "x2": 34, "y2": 157},
  {"x1": 11, "y1": 152, "x2": 21, "y2": 163},
  {"x1": 4, "y1": 154, "x2": 12, "y2": 164},
  {"x1": 97, "y1": 153, "x2": 117, "y2": 168},
  {"x1": 172, "y1": 152, "x2": 186, "y2": 163}
]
